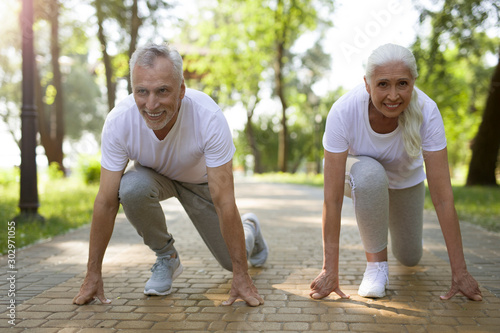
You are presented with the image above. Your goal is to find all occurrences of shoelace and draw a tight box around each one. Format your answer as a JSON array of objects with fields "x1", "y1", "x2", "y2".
[
  {"x1": 364, "y1": 264, "x2": 389, "y2": 286},
  {"x1": 374, "y1": 264, "x2": 389, "y2": 286},
  {"x1": 151, "y1": 257, "x2": 170, "y2": 273}
]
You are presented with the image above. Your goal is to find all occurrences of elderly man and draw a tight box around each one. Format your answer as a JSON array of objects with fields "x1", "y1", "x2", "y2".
[{"x1": 73, "y1": 43, "x2": 268, "y2": 307}]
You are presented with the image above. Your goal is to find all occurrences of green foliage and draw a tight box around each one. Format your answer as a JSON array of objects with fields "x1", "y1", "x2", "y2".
[
  {"x1": 0, "y1": 2, "x2": 22, "y2": 146},
  {"x1": 47, "y1": 162, "x2": 65, "y2": 180},
  {"x1": 413, "y1": 0, "x2": 500, "y2": 181},
  {"x1": 78, "y1": 155, "x2": 101, "y2": 184},
  {"x1": 182, "y1": 0, "x2": 334, "y2": 173},
  {"x1": 412, "y1": 39, "x2": 495, "y2": 174},
  {"x1": 0, "y1": 167, "x2": 19, "y2": 187},
  {"x1": 234, "y1": 116, "x2": 280, "y2": 173},
  {"x1": 183, "y1": 0, "x2": 276, "y2": 106},
  {"x1": 0, "y1": 168, "x2": 98, "y2": 255},
  {"x1": 63, "y1": 55, "x2": 105, "y2": 142}
]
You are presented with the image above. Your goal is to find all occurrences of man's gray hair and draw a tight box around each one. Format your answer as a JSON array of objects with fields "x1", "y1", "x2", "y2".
[{"x1": 129, "y1": 43, "x2": 184, "y2": 86}]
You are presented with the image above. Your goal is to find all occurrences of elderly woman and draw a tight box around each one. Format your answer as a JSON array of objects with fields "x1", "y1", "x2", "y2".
[{"x1": 310, "y1": 44, "x2": 482, "y2": 300}]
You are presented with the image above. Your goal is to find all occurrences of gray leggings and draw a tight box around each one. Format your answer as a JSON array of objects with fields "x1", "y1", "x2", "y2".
[
  {"x1": 118, "y1": 162, "x2": 233, "y2": 271},
  {"x1": 344, "y1": 155, "x2": 424, "y2": 266}
]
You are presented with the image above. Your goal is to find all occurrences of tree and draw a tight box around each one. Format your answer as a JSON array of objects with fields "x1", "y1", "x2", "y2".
[
  {"x1": 286, "y1": 39, "x2": 336, "y2": 173},
  {"x1": 468, "y1": 47, "x2": 500, "y2": 185},
  {"x1": 415, "y1": 0, "x2": 500, "y2": 185},
  {"x1": 0, "y1": 2, "x2": 23, "y2": 149},
  {"x1": 183, "y1": 0, "x2": 276, "y2": 173},
  {"x1": 412, "y1": 42, "x2": 491, "y2": 174},
  {"x1": 183, "y1": 0, "x2": 333, "y2": 172},
  {"x1": 92, "y1": 0, "x2": 122, "y2": 111},
  {"x1": 35, "y1": 0, "x2": 65, "y2": 172},
  {"x1": 271, "y1": 0, "x2": 331, "y2": 172},
  {"x1": 91, "y1": 0, "x2": 174, "y2": 110},
  {"x1": 0, "y1": 0, "x2": 105, "y2": 169}
]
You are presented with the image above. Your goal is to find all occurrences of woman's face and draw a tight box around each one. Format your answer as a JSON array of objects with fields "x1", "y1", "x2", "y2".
[{"x1": 364, "y1": 62, "x2": 415, "y2": 119}]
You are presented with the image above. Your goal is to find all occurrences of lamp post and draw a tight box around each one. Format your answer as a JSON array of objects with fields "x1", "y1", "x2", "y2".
[{"x1": 15, "y1": 0, "x2": 44, "y2": 223}]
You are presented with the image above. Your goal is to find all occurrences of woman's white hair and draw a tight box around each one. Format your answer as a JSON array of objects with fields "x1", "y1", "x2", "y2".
[
  {"x1": 365, "y1": 43, "x2": 423, "y2": 159},
  {"x1": 129, "y1": 43, "x2": 184, "y2": 87}
]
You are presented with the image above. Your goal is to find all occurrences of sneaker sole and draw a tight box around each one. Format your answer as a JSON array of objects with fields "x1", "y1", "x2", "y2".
[
  {"x1": 358, "y1": 290, "x2": 386, "y2": 298},
  {"x1": 144, "y1": 263, "x2": 184, "y2": 296},
  {"x1": 249, "y1": 238, "x2": 269, "y2": 267},
  {"x1": 358, "y1": 282, "x2": 387, "y2": 298}
]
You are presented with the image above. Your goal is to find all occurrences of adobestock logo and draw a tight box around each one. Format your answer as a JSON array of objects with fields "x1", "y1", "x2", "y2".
[{"x1": 339, "y1": 0, "x2": 404, "y2": 63}]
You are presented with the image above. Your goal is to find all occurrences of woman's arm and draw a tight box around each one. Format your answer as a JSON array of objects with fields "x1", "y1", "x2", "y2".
[
  {"x1": 424, "y1": 148, "x2": 482, "y2": 301},
  {"x1": 310, "y1": 150, "x2": 350, "y2": 299}
]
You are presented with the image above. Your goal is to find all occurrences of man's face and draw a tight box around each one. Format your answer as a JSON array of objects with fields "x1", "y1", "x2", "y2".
[{"x1": 132, "y1": 57, "x2": 186, "y2": 132}]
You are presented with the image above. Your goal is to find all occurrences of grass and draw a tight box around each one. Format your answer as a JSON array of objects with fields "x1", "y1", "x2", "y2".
[
  {"x1": 255, "y1": 172, "x2": 500, "y2": 233},
  {"x1": 0, "y1": 168, "x2": 99, "y2": 255},
  {"x1": 424, "y1": 185, "x2": 500, "y2": 232}
]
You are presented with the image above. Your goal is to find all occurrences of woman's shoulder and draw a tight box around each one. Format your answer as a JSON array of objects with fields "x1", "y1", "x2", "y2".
[
  {"x1": 414, "y1": 86, "x2": 439, "y2": 113},
  {"x1": 331, "y1": 84, "x2": 367, "y2": 116}
]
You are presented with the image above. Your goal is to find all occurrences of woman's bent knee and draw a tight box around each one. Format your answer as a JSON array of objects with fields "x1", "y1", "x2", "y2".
[
  {"x1": 350, "y1": 157, "x2": 388, "y2": 193},
  {"x1": 394, "y1": 249, "x2": 422, "y2": 267}
]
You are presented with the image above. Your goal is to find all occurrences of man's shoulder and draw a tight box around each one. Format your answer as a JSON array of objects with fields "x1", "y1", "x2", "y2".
[
  {"x1": 184, "y1": 88, "x2": 220, "y2": 114},
  {"x1": 105, "y1": 94, "x2": 138, "y2": 123}
]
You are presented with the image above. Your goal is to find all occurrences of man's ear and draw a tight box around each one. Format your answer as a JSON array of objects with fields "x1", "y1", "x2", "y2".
[{"x1": 179, "y1": 80, "x2": 186, "y2": 100}]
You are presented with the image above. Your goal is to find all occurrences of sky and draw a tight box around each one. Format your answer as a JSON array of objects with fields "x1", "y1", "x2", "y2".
[{"x1": 0, "y1": 0, "x2": 420, "y2": 169}]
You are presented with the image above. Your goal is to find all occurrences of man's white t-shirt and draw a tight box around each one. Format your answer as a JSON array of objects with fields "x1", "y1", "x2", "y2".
[
  {"x1": 101, "y1": 88, "x2": 236, "y2": 184},
  {"x1": 323, "y1": 84, "x2": 447, "y2": 189}
]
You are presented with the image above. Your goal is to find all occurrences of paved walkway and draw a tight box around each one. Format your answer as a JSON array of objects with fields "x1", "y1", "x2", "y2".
[{"x1": 1, "y1": 179, "x2": 499, "y2": 332}]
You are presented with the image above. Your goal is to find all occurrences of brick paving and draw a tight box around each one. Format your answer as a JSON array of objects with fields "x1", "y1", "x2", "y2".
[{"x1": 1, "y1": 179, "x2": 499, "y2": 332}]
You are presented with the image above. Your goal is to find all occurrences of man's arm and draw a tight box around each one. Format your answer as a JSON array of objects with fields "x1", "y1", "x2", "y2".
[
  {"x1": 73, "y1": 167, "x2": 125, "y2": 305},
  {"x1": 424, "y1": 148, "x2": 482, "y2": 301},
  {"x1": 207, "y1": 160, "x2": 263, "y2": 307}
]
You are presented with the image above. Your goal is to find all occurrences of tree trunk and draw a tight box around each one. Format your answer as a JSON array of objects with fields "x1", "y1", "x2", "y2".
[
  {"x1": 50, "y1": 0, "x2": 64, "y2": 172},
  {"x1": 127, "y1": 0, "x2": 141, "y2": 94},
  {"x1": 275, "y1": 40, "x2": 288, "y2": 173},
  {"x1": 36, "y1": 0, "x2": 65, "y2": 172},
  {"x1": 245, "y1": 97, "x2": 263, "y2": 173},
  {"x1": 466, "y1": 49, "x2": 500, "y2": 186},
  {"x1": 274, "y1": 0, "x2": 288, "y2": 173},
  {"x1": 95, "y1": 0, "x2": 115, "y2": 111}
]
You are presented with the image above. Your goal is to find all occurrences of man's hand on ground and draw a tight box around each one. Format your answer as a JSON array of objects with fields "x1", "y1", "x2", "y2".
[
  {"x1": 73, "y1": 271, "x2": 111, "y2": 305},
  {"x1": 222, "y1": 272, "x2": 264, "y2": 307}
]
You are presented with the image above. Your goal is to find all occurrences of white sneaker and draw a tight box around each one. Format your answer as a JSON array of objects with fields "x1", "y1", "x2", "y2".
[{"x1": 358, "y1": 261, "x2": 389, "y2": 298}]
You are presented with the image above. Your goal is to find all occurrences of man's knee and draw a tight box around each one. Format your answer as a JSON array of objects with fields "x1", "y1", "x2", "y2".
[{"x1": 119, "y1": 172, "x2": 158, "y2": 206}]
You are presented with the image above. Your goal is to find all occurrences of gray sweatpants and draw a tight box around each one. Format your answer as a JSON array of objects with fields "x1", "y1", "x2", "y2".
[
  {"x1": 118, "y1": 162, "x2": 233, "y2": 271},
  {"x1": 344, "y1": 155, "x2": 424, "y2": 266}
]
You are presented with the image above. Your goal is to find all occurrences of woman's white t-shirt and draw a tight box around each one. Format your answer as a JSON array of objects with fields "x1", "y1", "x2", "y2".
[
  {"x1": 323, "y1": 84, "x2": 447, "y2": 189},
  {"x1": 101, "y1": 88, "x2": 236, "y2": 184}
]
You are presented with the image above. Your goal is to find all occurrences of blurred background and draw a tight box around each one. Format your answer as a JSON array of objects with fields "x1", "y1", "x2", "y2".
[{"x1": 1, "y1": 0, "x2": 499, "y2": 184}]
